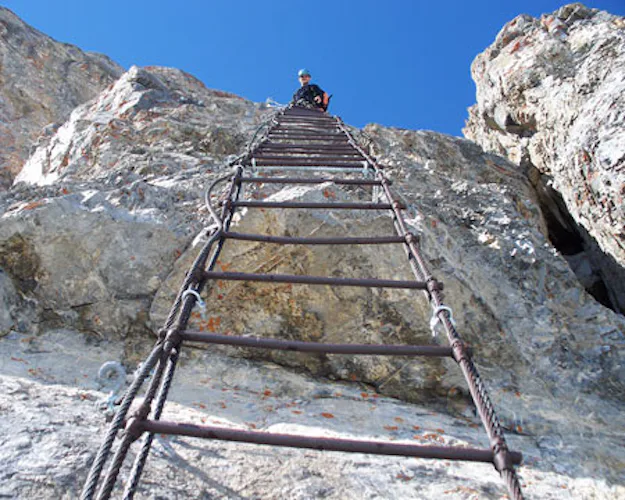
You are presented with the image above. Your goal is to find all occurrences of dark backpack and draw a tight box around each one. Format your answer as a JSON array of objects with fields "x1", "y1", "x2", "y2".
[{"x1": 293, "y1": 84, "x2": 326, "y2": 109}]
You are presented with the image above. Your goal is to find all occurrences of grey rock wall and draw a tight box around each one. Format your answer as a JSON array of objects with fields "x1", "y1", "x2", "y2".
[
  {"x1": 1, "y1": 7, "x2": 625, "y2": 499},
  {"x1": 464, "y1": 3, "x2": 625, "y2": 313},
  {"x1": 0, "y1": 7, "x2": 123, "y2": 189}
]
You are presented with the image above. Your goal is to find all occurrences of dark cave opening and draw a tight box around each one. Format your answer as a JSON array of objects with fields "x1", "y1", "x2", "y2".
[{"x1": 530, "y1": 169, "x2": 619, "y2": 313}]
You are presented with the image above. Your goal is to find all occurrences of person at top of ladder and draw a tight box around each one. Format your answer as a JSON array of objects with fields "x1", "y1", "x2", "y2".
[{"x1": 292, "y1": 68, "x2": 330, "y2": 111}]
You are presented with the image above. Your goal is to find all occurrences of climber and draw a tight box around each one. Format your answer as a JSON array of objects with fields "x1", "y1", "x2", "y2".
[{"x1": 292, "y1": 69, "x2": 329, "y2": 111}]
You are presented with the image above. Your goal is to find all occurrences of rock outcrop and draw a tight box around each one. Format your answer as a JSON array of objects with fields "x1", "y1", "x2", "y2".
[
  {"x1": 2, "y1": 65, "x2": 269, "y2": 342},
  {"x1": 1, "y1": 6, "x2": 625, "y2": 499},
  {"x1": 464, "y1": 3, "x2": 625, "y2": 313},
  {"x1": 0, "y1": 6, "x2": 123, "y2": 189}
]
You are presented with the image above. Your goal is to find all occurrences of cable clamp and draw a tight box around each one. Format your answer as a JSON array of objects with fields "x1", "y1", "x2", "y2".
[
  {"x1": 490, "y1": 437, "x2": 514, "y2": 472},
  {"x1": 429, "y1": 305, "x2": 456, "y2": 337},
  {"x1": 182, "y1": 289, "x2": 207, "y2": 320}
]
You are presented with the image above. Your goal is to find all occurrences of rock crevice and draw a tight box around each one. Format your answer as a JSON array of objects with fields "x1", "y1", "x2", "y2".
[{"x1": 465, "y1": 3, "x2": 625, "y2": 313}]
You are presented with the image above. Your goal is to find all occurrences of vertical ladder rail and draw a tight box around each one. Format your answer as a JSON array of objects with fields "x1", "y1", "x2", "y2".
[{"x1": 336, "y1": 117, "x2": 525, "y2": 500}]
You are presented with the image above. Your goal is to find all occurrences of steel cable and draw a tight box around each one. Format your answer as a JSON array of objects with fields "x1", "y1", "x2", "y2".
[
  {"x1": 80, "y1": 342, "x2": 164, "y2": 500},
  {"x1": 95, "y1": 346, "x2": 172, "y2": 500},
  {"x1": 105, "y1": 165, "x2": 244, "y2": 496},
  {"x1": 122, "y1": 348, "x2": 181, "y2": 499},
  {"x1": 335, "y1": 116, "x2": 524, "y2": 500}
]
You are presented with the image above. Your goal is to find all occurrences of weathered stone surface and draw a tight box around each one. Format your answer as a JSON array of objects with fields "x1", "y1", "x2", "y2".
[
  {"x1": 0, "y1": 7, "x2": 123, "y2": 189},
  {"x1": 464, "y1": 3, "x2": 625, "y2": 313},
  {"x1": 1, "y1": 7, "x2": 624, "y2": 499},
  {"x1": 2, "y1": 330, "x2": 624, "y2": 499},
  {"x1": 13, "y1": 65, "x2": 258, "y2": 186},
  {"x1": 1, "y1": 64, "x2": 275, "y2": 340}
]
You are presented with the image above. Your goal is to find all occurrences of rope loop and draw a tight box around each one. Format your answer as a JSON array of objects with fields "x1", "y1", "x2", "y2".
[{"x1": 429, "y1": 305, "x2": 456, "y2": 336}]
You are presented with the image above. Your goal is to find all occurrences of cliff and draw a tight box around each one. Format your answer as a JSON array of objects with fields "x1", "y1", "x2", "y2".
[
  {"x1": 464, "y1": 3, "x2": 625, "y2": 314},
  {"x1": 0, "y1": 6, "x2": 123, "y2": 189},
  {"x1": 1, "y1": 4, "x2": 624, "y2": 499}
]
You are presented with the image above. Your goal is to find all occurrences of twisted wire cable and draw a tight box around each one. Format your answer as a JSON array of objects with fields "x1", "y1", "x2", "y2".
[
  {"x1": 336, "y1": 116, "x2": 524, "y2": 500},
  {"x1": 95, "y1": 346, "x2": 172, "y2": 500},
  {"x1": 162, "y1": 166, "x2": 242, "y2": 332},
  {"x1": 122, "y1": 348, "x2": 181, "y2": 499},
  {"x1": 109, "y1": 165, "x2": 244, "y2": 497},
  {"x1": 80, "y1": 343, "x2": 164, "y2": 500}
]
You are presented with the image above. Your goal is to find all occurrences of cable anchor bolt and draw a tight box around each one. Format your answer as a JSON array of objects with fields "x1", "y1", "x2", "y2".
[{"x1": 95, "y1": 361, "x2": 127, "y2": 421}]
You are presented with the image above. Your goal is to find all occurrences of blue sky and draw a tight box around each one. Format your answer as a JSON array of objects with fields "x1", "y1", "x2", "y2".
[{"x1": 5, "y1": 1, "x2": 625, "y2": 136}]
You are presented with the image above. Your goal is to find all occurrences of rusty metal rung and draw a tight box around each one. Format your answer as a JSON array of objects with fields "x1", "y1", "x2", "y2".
[
  {"x1": 239, "y1": 176, "x2": 388, "y2": 186},
  {"x1": 251, "y1": 163, "x2": 370, "y2": 169},
  {"x1": 252, "y1": 158, "x2": 367, "y2": 165},
  {"x1": 203, "y1": 270, "x2": 432, "y2": 289},
  {"x1": 180, "y1": 331, "x2": 452, "y2": 356},
  {"x1": 251, "y1": 162, "x2": 369, "y2": 169},
  {"x1": 270, "y1": 129, "x2": 347, "y2": 139},
  {"x1": 257, "y1": 144, "x2": 359, "y2": 150},
  {"x1": 267, "y1": 136, "x2": 350, "y2": 141},
  {"x1": 222, "y1": 231, "x2": 408, "y2": 245},
  {"x1": 232, "y1": 200, "x2": 403, "y2": 210},
  {"x1": 140, "y1": 420, "x2": 523, "y2": 465},
  {"x1": 246, "y1": 166, "x2": 375, "y2": 173},
  {"x1": 279, "y1": 115, "x2": 334, "y2": 121},
  {"x1": 253, "y1": 155, "x2": 366, "y2": 161},
  {"x1": 275, "y1": 122, "x2": 338, "y2": 128}
]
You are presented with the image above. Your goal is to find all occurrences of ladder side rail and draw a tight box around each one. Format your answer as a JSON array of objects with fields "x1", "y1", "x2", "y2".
[
  {"x1": 119, "y1": 168, "x2": 247, "y2": 499},
  {"x1": 334, "y1": 118, "x2": 525, "y2": 500}
]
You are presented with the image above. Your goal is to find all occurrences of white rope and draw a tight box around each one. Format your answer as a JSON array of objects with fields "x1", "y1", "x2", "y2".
[
  {"x1": 265, "y1": 98, "x2": 286, "y2": 108},
  {"x1": 429, "y1": 305, "x2": 455, "y2": 337}
]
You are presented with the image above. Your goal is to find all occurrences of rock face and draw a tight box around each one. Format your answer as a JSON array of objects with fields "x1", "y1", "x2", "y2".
[
  {"x1": 0, "y1": 7, "x2": 123, "y2": 189},
  {"x1": 2, "y1": 64, "x2": 270, "y2": 342},
  {"x1": 1, "y1": 7, "x2": 625, "y2": 499},
  {"x1": 464, "y1": 3, "x2": 625, "y2": 313}
]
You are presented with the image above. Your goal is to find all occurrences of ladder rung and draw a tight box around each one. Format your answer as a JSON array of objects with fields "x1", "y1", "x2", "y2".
[
  {"x1": 267, "y1": 136, "x2": 349, "y2": 142},
  {"x1": 282, "y1": 109, "x2": 331, "y2": 116},
  {"x1": 180, "y1": 331, "x2": 451, "y2": 357},
  {"x1": 203, "y1": 271, "x2": 431, "y2": 289},
  {"x1": 278, "y1": 114, "x2": 335, "y2": 119},
  {"x1": 140, "y1": 420, "x2": 522, "y2": 465},
  {"x1": 269, "y1": 133, "x2": 343, "y2": 139},
  {"x1": 257, "y1": 144, "x2": 357, "y2": 151},
  {"x1": 256, "y1": 150, "x2": 360, "y2": 156},
  {"x1": 270, "y1": 127, "x2": 345, "y2": 137},
  {"x1": 274, "y1": 127, "x2": 340, "y2": 134},
  {"x1": 275, "y1": 121, "x2": 338, "y2": 128},
  {"x1": 239, "y1": 176, "x2": 388, "y2": 186},
  {"x1": 222, "y1": 231, "x2": 408, "y2": 245},
  {"x1": 232, "y1": 200, "x2": 403, "y2": 210},
  {"x1": 252, "y1": 162, "x2": 368, "y2": 169},
  {"x1": 280, "y1": 114, "x2": 333, "y2": 121},
  {"x1": 246, "y1": 166, "x2": 374, "y2": 173},
  {"x1": 253, "y1": 155, "x2": 365, "y2": 162}
]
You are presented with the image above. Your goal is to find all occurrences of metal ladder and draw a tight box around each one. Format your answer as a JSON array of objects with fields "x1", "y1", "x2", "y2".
[{"x1": 81, "y1": 105, "x2": 524, "y2": 500}]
